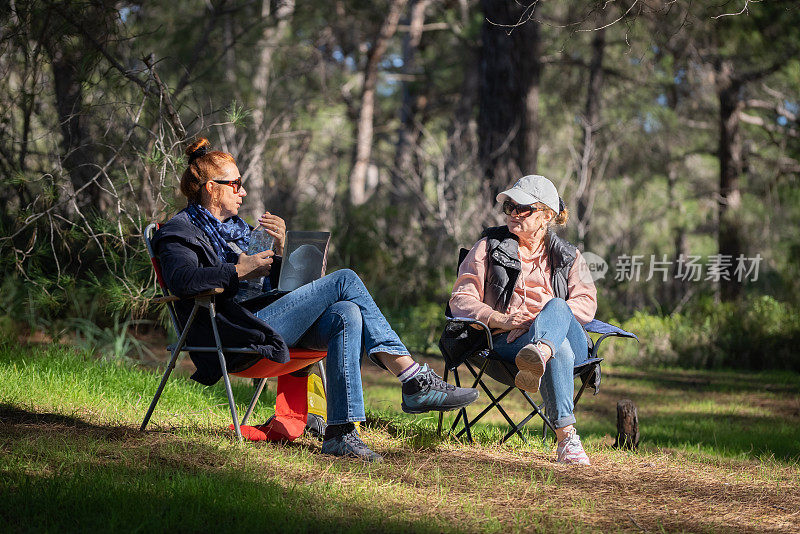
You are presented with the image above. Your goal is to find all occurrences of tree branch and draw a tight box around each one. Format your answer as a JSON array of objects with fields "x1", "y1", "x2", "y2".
[{"x1": 143, "y1": 55, "x2": 186, "y2": 139}]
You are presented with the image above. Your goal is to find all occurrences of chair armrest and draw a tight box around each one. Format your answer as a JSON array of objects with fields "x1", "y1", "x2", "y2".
[
  {"x1": 152, "y1": 287, "x2": 225, "y2": 304},
  {"x1": 445, "y1": 316, "x2": 494, "y2": 351},
  {"x1": 590, "y1": 332, "x2": 638, "y2": 359}
]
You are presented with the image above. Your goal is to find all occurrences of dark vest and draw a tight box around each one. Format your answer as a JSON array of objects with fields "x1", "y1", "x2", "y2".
[
  {"x1": 482, "y1": 226, "x2": 577, "y2": 312},
  {"x1": 439, "y1": 226, "x2": 579, "y2": 370}
]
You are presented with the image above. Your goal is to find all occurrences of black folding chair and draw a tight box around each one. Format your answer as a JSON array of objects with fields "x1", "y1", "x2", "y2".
[{"x1": 436, "y1": 250, "x2": 637, "y2": 445}]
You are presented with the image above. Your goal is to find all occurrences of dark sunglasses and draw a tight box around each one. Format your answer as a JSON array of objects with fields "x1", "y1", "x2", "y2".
[
  {"x1": 212, "y1": 176, "x2": 243, "y2": 194},
  {"x1": 502, "y1": 199, "x2": 547, "y2": 217}
]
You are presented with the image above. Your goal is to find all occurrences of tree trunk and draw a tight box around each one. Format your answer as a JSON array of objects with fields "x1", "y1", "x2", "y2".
[
  {"x1": 574, "y1": 27, "x2": 606, "y2": 251},
  {"x1": 221, "y1": 10, "x2": 238, "y2": 153},
  {"x1": 667, "y1": 161, "x2": 688, "y2": 307},
  {"x1": 349, "y1": 0, "x2": 408, "y2": 206},
  {"x1": 245, "y1": 0, "x2": 295, "y2": 220},
  {"x1": 478, "y1": 0, "x2": 542, "y2": 201},
  {"x1": 716, "y1": 59, "x2": 744, "y2": 301},
  {"x1": 50, "y1": 46, "x2": 109, "y2": 214},
  {"x1": 444, "y1": 28, "x2": 481, "y2": 243},
  {"x1": 389, "y1": 0, "x2": 430, "y2": 246}
]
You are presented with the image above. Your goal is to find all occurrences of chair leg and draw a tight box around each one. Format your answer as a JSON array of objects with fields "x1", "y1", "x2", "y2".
[
  {"x1": 499, "y1": 410, "x2": 539, "y2": 445},
  {"x1": 573, "y1": 369, "x2": 592, "y2": 405},
  {"x1": 316, "y1": 360, "x2": 327, "y2": 395},
  {"x1": 209, "y1": 302, "x2": 241, "y2": 441},
  {"x1": 493, "y1": 359, "x2": 556, "y2": 444},
  {"x1": 140, "y1": 301, "x2": 201, "y2": 432},
  {"x1": 449, "y1": 358, "x2": 492, "y2": 438},
  {"x1": 241, "y1": 378, "x2": 268, "y2": 426},
  {"x1": 464, "y1": 360, "x2": 526, "y2": 435},
  {"x1": 140, "y1": 348, "x2": 179, "y2": 432},
  {"x1": 455, "y1": 385, "x2": 514, "y2": 436},
  {"x1": 518, "y1": 388, "x2": 557, "y2": 437},
  {"x1": 437, "y1": 366, "x2": 449, "y2": 437},
  {"x1": 452, "y1": 368, "x2": 473, "y2": 443},
  {"x1": 542, "y1": 412, "x2": 547, "y2": 441}
]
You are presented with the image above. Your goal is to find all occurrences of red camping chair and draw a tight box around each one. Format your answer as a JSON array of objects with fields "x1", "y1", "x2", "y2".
[{"x1": 140, "y1": 223, "x2": 327, "y2": 441}]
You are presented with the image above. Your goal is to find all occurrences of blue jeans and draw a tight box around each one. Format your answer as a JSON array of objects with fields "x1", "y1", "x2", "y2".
[
  {"x1": 255, "y1": 269, "x2": 410, "y2": 425},
  {"x1": 491, "y1": 298, "x2": 589, "y2": 429}
]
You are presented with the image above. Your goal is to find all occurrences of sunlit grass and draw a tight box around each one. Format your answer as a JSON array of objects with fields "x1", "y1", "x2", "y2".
[{"x1": 1, "y1": 337, "x2": 798, "y2": 533}]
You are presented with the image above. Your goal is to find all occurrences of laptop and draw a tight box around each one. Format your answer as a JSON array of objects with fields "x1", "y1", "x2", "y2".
[
  {"x1": 276, "y1": 230, "x2": 331, "y2": 291},
  {"x1": 240, "y1": 230, "x2": 331, "y2": 308}
]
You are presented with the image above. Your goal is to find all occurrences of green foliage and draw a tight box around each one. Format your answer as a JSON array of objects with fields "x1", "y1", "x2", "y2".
[
  {"x1": 605, "y1": 295, "x2": 800, "y2": 371},
  {"x1": 385, "y1": 302, "x2": 446, "y2": 356},
  {"x1": 68, "y1": 314, "x2": 153, "y2": 361},
  {"x1": 226, "y1": 100, "x2": 251, "y2": 128}
]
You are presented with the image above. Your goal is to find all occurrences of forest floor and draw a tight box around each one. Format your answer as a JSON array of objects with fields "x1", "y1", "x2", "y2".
[{"x1": 1, "y1": 338, "x2": 798, "y2": 533}]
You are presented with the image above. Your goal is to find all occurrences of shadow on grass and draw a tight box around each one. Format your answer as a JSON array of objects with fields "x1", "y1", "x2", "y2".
[
  {"x1": 0, "y1": 405, "x2": 448, "y2": 534},
  {"x1": 605, "y1": 369, "x2": 800, "y2": 395}
]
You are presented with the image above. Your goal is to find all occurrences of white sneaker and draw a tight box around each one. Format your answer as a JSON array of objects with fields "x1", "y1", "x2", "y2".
[{"x1": 556, "y1": 429, "x2": 591, "y2": 466}]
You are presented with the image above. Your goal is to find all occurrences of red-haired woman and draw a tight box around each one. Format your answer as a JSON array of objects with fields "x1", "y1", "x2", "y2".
[{"x1": 152, "y1": 138, "x2": 478, "y2": 462}]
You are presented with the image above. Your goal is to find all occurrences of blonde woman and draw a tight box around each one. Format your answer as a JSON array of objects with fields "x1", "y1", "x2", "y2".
[{"x1": 448, "y1": 175, "x2": 597, "y2": 465}]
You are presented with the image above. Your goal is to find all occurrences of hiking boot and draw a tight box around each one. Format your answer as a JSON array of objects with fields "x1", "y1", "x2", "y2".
[
  {"x1": 556, "y1": 429, "x2": 591, "y2": 466},
  {"x1": 305, "y1": 413, "x2": 327, "y2": 441},
  {"x1": 515, "y1": 342, "x2": 548, "y2": 393},
  {"x1": 321, "y1": 423, "x2": 382, "y2": 462},
  {"x1": 401, "y1": 364, "x2": 479, "y2": 414}
]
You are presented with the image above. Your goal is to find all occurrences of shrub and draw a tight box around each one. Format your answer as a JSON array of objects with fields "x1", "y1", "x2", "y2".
[{"x1": 604, "y1": 295, "x2": 800, "y2": 371}]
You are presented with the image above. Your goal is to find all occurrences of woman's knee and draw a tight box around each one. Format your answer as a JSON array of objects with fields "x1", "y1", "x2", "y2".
[
  {"x1": 543, "y1": 297, "x2": 570, "y2": 315},
  {"x1": 331, "y1": 268, "x2": 359, "y2": 284},
  {"x1": 328, "y1": 300, "x2": 362, "y2": 330}
]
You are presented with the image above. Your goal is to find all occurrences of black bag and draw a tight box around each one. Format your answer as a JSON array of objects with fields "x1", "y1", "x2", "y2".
[{"x1": 438, "y1": 320, "x2": 488, "y2": 370}]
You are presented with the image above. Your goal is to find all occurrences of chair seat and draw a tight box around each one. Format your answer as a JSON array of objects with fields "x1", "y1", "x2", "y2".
[
  {"x1": 232, "y1": 349, "x2": 326, "y2": 378},
  {"x1": 469, "y1": 351, "x2": 603, "y2": 388},
  {"x1": 164, "y1": 342, "x2": 326, "y2": 380}
]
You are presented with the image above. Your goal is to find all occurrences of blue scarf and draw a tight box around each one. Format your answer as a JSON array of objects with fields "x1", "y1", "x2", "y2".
[{"x1": 184, "y1": 203, "x2": 250, "y2": 264}]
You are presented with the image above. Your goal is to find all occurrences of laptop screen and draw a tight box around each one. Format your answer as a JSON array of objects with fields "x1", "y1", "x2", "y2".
[{"x1": 277, "y1": 231, "x2": 331, "y2": 292}]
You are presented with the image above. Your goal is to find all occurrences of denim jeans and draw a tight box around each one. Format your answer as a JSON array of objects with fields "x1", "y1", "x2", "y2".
[
  {"x1": 255, "y1": 269, "x2": 410, "y2": 425},
  {"x1": 491, "y1": 297, "x2": 589, "y2": 429}
]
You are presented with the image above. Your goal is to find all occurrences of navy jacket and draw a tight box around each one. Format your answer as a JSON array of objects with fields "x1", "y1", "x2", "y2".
[{"x1": 152, "y1": 211, "x2": 290, "y2": 385}]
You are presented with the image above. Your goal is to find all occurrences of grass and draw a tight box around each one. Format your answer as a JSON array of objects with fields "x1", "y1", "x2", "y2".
[{"x1": 1, "y1": 336, "x2": 799, "y2": 533}]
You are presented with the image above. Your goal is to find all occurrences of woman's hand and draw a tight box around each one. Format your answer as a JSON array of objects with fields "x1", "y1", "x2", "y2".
[
  {"x1": 235, "y1": 250, "x2": 274, "y2": 280},
  {"x1": 488, "y1": 310, "x2": 535, "y2": 334},
  {"x1": 258, "y1": 212, "x2": 286, "y2": 255}
]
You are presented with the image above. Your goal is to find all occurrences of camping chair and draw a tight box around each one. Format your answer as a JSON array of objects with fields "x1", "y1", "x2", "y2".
[
  {"x1": 436, "y1": 248, "x2": 637, "y2": 445},
  {"x1": 140, "y1": 223, "x2": 327, "y2": 442}
]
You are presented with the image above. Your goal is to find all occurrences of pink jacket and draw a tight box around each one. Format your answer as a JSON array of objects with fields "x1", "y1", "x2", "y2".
[{"x1": 449, "y1": 237, "x2": 598, "y2": 326}]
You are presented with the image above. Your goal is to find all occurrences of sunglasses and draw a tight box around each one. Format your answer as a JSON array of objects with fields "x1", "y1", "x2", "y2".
[
  {"x1": 212, "y1": 176, "x2": 243, "y2": 194},
  {"x1": 502, "y1": 199, "x2": 548, "y2": 217}
]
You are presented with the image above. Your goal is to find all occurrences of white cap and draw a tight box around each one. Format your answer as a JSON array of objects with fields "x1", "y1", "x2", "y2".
[{"x1": 496, "y1": 175, "x2": 560, "y2": 213}]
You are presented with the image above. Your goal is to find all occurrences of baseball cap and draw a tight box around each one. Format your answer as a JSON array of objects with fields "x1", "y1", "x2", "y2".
[{"x1": 496, "y1": 175, "x2": 560, "y2": 213}]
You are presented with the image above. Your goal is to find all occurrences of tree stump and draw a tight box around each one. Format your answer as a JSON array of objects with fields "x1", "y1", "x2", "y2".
[{"x1": 614, "y1": 399, "x2": 639, "y2": 450}]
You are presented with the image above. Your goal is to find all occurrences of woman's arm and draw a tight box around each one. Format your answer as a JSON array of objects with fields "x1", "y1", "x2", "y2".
[
  {"x1": 157, "y1": 237, "x2": 239, "y2": 298},
  {"x1": 448, "y1": 239, "x2": 496, "y2": 325},
  {"x1": 449, "y1": 239, "x2": 536, "y2": 332},
  {"x1": 566, "y1": 250, "x2": 598, "y2": 324}
]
